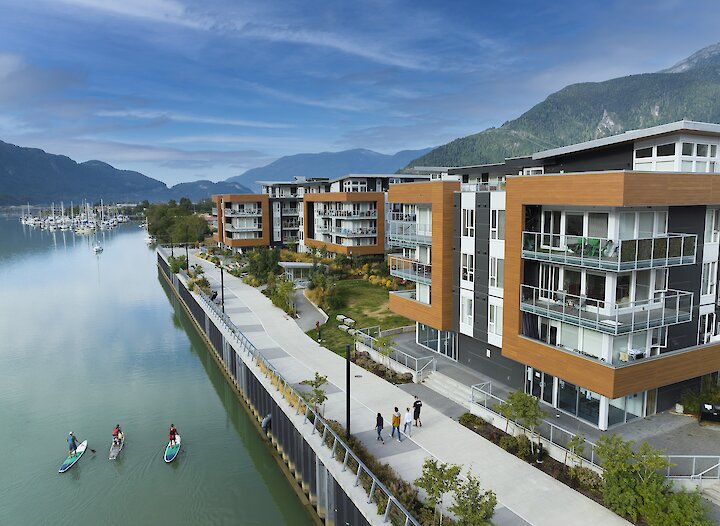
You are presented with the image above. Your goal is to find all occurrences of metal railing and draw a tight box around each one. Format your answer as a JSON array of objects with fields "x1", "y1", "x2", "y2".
[
  {"x1": 470, "y1": 383, "x2": 602, "y2": 469},
  {"x1": 669, "y1": 457, "x2": 720, "y2": 484},
  {"x1": 522, "y1": 231, "x2": 697, "y2": 271},
  {"x1": 170, "y1": 265, "x2": 420, "y2": 525},
  {"x1": 317, "y1": 209, "x2": 378, "y2": 218},
  {"x1": 224, "y1": 209, "x2": 262, "y2": 217},
  {"x1": 389, "y1": 289, "x2": 417, "y2": 301},
  {"x1": 281, "y1": 208, "x2": 300, "y2": 215},
  {"x1": 460, "y1": 181, "x2": 506, "y2": 192},
  {"x1": 355, "y1": 329, "x2": 435, "y2": 381},
  {"x1": 388, "y1": 255, "x2": 432, "y2": 285},
  {"x1": 520, "y1": 284, "x2": 693, "y2": 336},
  {"x1": 387, "y1": 214, "x2": 431, "y2": 247},
  {"x1": 225, "y1": 223, "x2": 263, "y2": 232}
]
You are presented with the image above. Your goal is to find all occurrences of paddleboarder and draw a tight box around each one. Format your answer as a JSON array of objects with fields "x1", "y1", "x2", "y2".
[
  {"x1": 67, "y1": 432, "x2": 78, "y2": 457},
  {"x1": 112, "y1": 424, "x2": 122, "y2": 446},
  {"x1": 169, "y1": 424, "x2": 178, "y2": 446}
]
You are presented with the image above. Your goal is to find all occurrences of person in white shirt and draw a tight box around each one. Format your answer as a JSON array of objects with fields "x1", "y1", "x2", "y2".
[{"x1": 403, "y1": 407, "x2": 413, "y2": 437}]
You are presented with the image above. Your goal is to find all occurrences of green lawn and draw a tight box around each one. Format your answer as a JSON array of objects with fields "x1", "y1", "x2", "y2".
[{"x1": 305, "y1": 279, "x2": 412, "y2": 354}]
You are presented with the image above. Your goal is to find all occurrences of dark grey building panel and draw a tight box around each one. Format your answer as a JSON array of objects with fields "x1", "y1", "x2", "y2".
[
  {"x1": 474, "y1": 192, "x2": 491, "y2": 341},
  {"x1": 456, "y1": 335, "x2": 525, "y2": 388},
  {"x1": 667, "y1": 206, "x2": 705, "y2": 352}
]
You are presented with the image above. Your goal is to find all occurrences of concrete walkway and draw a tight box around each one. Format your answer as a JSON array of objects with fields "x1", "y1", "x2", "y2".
[
  {"x1": 187, "y1": 251, "x2": 629, "y2": 526},
  {"x1": 293, "y1": 289, "x2": 325, "y2": 332}
]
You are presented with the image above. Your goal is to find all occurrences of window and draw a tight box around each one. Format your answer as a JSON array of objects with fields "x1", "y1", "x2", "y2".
[
  {"x1": 489, "y1": 304, "x2": 502, "y2": 336},
  {"x1": 699, "y1": 313, "x2": 716, "y2": 345},
  {"x1": 588, "y1": 213, "x2": 609, "y2": 238},
  {"x1": 712, "y1": 145, "x2": 718, "y2": 157},
  {"x1": 701, "y1": 261, "x2": 717, "y2": 296},
  {"x1": 682, "y1": 142, "x2": 694, "y2": 156},
  {"x1": 490, "y1": 257, "x2": 504, "y2": 288},
  {"x1": 697, "y1": 144, "x2": 709, "y2": 157},
  {"x1": 461, "y1": 296, "x2": 473, "y2": 326},
  {"x1": 656, "y1": 143, "x2": 676, "y2": 157},
  {"x1": 461, "y1": 253, "x2": 474, "y2": 282},
  {"x1": 491, "y1": 210, "x2": 505, "y2": 240},
  {"x1": 635, "y1": 147, "x2": 653, "y2": 158},
  {"x1": 462, "y1": 208, "x2": 475, "y2": 237},
  {"x1": 542, "y1": 210, "x2": 561, "y2": 247},
  {"x1": 705, "y1": 209, "x2": 720, "y2": 243},
  {"x1": 585, "y1": 273, "x2": 606, "y2": 307}
]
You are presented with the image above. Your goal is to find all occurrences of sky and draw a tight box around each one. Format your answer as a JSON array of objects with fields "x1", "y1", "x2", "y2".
[{"x1": 0, "y1": 0, "x2": 718, "y2": 185}]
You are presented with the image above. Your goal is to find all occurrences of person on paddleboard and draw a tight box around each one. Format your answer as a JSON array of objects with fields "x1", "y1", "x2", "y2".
[
  {"x1": 68, "y1": 432, "x2": 78, "y2": 457},
  {"x1": 112, "y1": 424, "x2": 122, "y2": 445},
  {"x1": 169, "y1": 424, "x2": 178, "y2": 446}
]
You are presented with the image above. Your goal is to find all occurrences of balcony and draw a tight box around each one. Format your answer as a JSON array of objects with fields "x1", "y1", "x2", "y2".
[
  {"x1": 224, "y1": 208, "x2": 262, "y2": 217},
  {"x1": 389, "y1": 289, "x2": 417, "y2": 301},
  {"x1": 461, "y1": 181, "x2": 506, "y2": 192},
  {"x1": 316, "y1": 209, "x2": 378, "y2": 219},
  {"x1": 281, "y1": 208, "x2": 300, "y2": 216},
  {"x1": 521, "y1": 231, "x2": 697, "y2": 271},
  {"x1": 387, "y1": 214, "x2": 432, "y2": 248},
  {"x1": 389, "y1": 255, "x2": 432, "y2": 285},
  {"x1": 519, "y1": 284, "x2": 693, "y2": 335},
  {"x1": 211, "y1": 207, "x2": 218, "y2": 216},
  {"x1": 314, "y1": 226, "x2": 377, "y2": 237},
  {"x1": 226, "y1": 223, "x2": 263, "y2": 232}
]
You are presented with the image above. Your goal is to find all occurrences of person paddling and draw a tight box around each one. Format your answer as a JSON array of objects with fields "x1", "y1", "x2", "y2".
[
  {"x1": 68, "y1": 432, "x2": 78, "y2": 457},
  {"x1": 112, "y1": 424, "x2": 122, "y2": 445},
  {"x1": 169, "y1": 424, "x2": 178, "y2": 446}
]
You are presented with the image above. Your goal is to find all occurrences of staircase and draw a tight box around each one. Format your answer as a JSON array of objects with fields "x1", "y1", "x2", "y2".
[
  {"x1": 701, "y1": 481, "x2": 720, "y2": 506},
  {"x1": 422, "y1": 371, "x2": 473, "y2": 409}
]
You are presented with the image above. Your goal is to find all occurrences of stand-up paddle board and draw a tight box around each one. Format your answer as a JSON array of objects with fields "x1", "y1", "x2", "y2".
[
  {"x1": 109, "y1": 436, "x2": 124, "y2": 460},
  {"x1": 164, "y1": 435, "x2": 181, "y2": 463},
  {"x1": 59, "y1": 440, "x2": 88, "y2": 473}
]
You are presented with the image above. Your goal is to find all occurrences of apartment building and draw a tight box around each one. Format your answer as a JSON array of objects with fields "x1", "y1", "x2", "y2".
[
  {"x1": 211, "y1": 194, "x2": 270, "y2": 249},
  {"x1": 391, "y1": 120, "x2": 720, "y2": 430}
]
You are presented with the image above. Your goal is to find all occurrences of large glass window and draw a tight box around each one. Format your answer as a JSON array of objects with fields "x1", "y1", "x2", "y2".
[
  {"x1": 616, "y1": 274, "x2": 631, "y2": 303},
  {"x1": 699, "y1": 312, "x2": 715, "y2": 345},
  {"x1": 638, "y1": 212, "x2": 654, "y2": 238},
  {"x1": 625, "y1": 393, "x2": 644, "y2": 422},
  {"x1": 489, "y1": 305, "x2": 502, "y2": 336},
  {"x1": 585, "y1": 273, "x2": 606, "y2": 307},
  {"x1": 656, "y1": 143, "x2": 675, "y2": 157},
  {"x1": 542, "y1": 210, "x2": 561, "y2": 247},
  {"x1": 577, "y1": 389, "x2": 601, "y2": 425},
  {"x1": 490, "y1": 257, "x2": 504, "y2": 288},
  {"x1": 565, "y1": 213, "x2": 583, "y2": 238},
  {"x1": 491, "y1": 210, "x2": 505, "y2": 240},
  {"x1": 563, "y1": 269, "x2": 581, "y2": 296},
  {"x1": 557, "y1": 380, "x2": 578, "y2": 415},
  {"x1": 588, "y1": 213, "x2": 608, "y2": 238},
  {"x1": 705, "y1": 209, "x2": 720, "y2": 243},
  {"x1": 635, "y1": 270, "x2": 651, "y2": 303}
]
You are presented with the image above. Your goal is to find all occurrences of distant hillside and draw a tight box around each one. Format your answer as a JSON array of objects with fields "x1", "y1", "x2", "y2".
[
  {"x1": 0, "y1": 140, "x2": 250, "y2": 204},
  {"x1": 227, "y1": 148, "x2": 432, "y2": 191},
  {"x1": 405, "y1": 41, "x2": 720, "y2": 169}
]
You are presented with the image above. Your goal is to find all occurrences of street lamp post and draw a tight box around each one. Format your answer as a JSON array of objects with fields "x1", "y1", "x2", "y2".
[
  {"x1": 185, "y1": 243, "x2": 189, "y2": 269},
  {"x1": 345, "y1": 343, "x2": 351, "y2": 440},
  {"x1": 217, "y1": 262, "x2": 225, "y2": 313}
]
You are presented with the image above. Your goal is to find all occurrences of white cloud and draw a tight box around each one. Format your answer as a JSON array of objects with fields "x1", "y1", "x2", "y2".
[{"x1": 95, "y1": 109, "x2": 293, "y2": 129}]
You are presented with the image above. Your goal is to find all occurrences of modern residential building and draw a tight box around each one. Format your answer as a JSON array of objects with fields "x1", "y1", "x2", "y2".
[
  {"x1": 212, "y1": 174, "x2": 432, "y2": 255},
  {"x1": 211, "y1": 193, "x2": 270, "y2": 249},
  {"x1": 391, "y1": 120, "x2": 720, "y2": 430}
]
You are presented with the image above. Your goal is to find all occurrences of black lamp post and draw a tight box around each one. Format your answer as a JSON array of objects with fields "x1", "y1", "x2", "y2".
[
  {"x1": 170, "y1": 236, "x2": 174, "y2": 257},
  {"x1": 185, "y1": 243, "x2": 189, "y2": 269},
  {"x1": 216, "y1": 261, "x2": 225, "y2": 313},
  {"x1": 346, "y1": 343, "x2": 351, "y2": 440}
]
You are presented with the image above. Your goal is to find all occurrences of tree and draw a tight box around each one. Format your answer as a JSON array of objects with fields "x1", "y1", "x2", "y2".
[
  {"x1": 565, "y1": 433, "x2": 586, "y2": 467},
  {"x1": 449, "y1": 474, "x2": 496, "y2": 526},
  {"x1": 494, "y1": 391, "x2": 545, "y2": 453},
  {"x1": 301, "y1": 372, "x2": 328, "y2": 415},
  {"x1": 375, "y1": 335, "x2": 395, "y2": 369},
  {"x1": 414, "y1": 458, "x2": 461, "y2": 526}
]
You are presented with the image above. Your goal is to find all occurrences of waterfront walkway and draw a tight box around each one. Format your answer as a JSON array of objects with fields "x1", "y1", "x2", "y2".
[{"x1": 187, "y1": 251, "x2": 629, "y2": 526}]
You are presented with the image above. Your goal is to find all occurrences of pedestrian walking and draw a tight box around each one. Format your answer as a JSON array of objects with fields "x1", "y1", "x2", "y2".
[
  {"x1": 390, "y1": 407, "x2": 402, "y2": 442},
  {"x1": 375, "y1": 413, "x2": 384, "y2": 443},
  {"x1": 403, "y1": 407, "x2": 413, "y2": 437},
  {"x1": 413, "y1": 395, "x2": 423, "y2": 427}
]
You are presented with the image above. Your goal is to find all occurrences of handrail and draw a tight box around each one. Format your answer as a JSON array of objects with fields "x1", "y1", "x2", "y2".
[
  {"x1": 691, "y1": 461, "x2": 720, "y2": 480},
  {"x1": 355, "y1": 330, "x2": 435, "y2": 380},
  {"x1": 161, "y1": 255, "x2": 419, "y2": 525}
]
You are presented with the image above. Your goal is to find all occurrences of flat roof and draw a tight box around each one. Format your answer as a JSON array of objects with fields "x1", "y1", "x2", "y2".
[
  {"x1": 533, "y1": 120, "x2": 720, "y2": 160},
  {"x1": 278, "y1": 261, "x2": 326, "y2": 268}
]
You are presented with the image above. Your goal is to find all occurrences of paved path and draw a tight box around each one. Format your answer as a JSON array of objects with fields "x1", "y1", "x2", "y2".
[
  {"x1": 293, "y1": 289, "x2": 325, "y2": 332},
  {"x1": 188, "y1": 252, "x2": 629, "y2": 526}
]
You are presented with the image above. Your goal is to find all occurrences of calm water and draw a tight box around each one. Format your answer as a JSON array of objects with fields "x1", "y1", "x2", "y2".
[{"x1": 0, "y1": 218, "x2": 312, "y2": 526}]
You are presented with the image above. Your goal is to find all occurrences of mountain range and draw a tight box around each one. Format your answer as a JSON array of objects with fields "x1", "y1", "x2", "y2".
[
  {"x1": 405, "y1": 41, "x2": 720, "y2": 169},
  {"x1": 226, "y1": 148, "x2": 432, "y2": 191},
  {"x1": 0, "y1": 140, "x2": 251, "y2": 205}
]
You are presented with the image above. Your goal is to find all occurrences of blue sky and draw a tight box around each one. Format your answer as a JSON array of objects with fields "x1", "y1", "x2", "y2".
[{"x1": 0, "y1": 0, "x2": 717, "y2": 185}]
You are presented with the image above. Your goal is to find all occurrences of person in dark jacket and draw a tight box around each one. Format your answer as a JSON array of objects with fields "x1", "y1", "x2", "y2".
[{"x1": 375, "y1": 413, "x2": 384, "y2": 443}]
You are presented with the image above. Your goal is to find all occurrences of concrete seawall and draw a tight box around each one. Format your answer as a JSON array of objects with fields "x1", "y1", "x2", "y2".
[{"x1": 157, "y1": 252, "x2": 414, "y2": 526}]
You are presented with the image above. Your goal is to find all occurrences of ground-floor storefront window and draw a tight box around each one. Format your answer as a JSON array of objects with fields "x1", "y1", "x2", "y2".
[{"x1": 417, "y1": 323, "x2": 457, "y2": 360}]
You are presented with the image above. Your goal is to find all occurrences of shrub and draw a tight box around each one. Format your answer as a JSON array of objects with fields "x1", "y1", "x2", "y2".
[
  {"x1": 515, "y1": 435, "x2": 532, "y2": 460},
  {"x1": 680, "y1": 385, "x2": 720, "y2": 415},
  {"x1": 498, "y1": 435, "x2": 517, "y2": 454},
  {"x1": 458, "y1": 413, "x2": 487, "y2": 429},
  {"x1": 570, "y1": 466, "x2": 602, "y2": 492}
]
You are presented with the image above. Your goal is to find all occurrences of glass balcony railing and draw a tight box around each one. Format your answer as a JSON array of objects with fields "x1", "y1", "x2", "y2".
[
  {"x1": 389, "y1": 289, "x2": 418, "y2": 301},
  {"x1": 388, "y1": 255, "x2": 432, "y2": 285},
  {"x1": 226, "y1": 224, "x2": 263, "y2": 232},
  {"x1": 521, "y1": 231, "x2": 697, "y2": 271},
  {"x1": 520, "y1": 284, "x2": 693, "y2": 335},
  {"x1": 211, "y1": 208, "x2": 218, "y2": 216},
  {"x1": 224, "y1": 209, "x2": 262, "y2": 217},
  {"x1": 316, "y1": 210, "x2": 378, "y2": 218},
  {"x1": 281, "y1": 208, "x2": 300, "y2": 215},
  {"x1": 314, "y1": 226, "x2": 376, "y2": 237},
  {"x1": 387, "y1": 214, "x2": 432, "y2": 248},
  {"x1": 460, "y1": 181, "x2": 506, "y2": 192}
]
